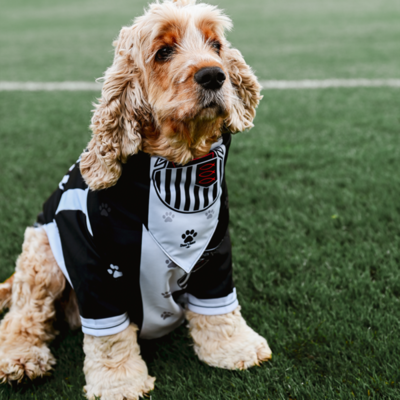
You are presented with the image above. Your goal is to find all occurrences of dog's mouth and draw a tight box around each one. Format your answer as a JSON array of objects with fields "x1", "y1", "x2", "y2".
[
  {"x1": 204, "y1": 101, "x2": 218, "y2": 109},
  {"x1": 197, "y1": 98, "x2": 228, "y2": 120}
]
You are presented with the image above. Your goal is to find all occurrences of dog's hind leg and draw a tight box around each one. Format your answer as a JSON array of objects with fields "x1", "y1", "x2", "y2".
[
  {"x1": 0, "y1": 274, "x2": 14, "y2": 312},
  {"x1": 60, "y1": 285, "x2": 82, "y2": 331},
  {"x1": 186, "y1": 306, "x2": 272, "y2": 370},
  {"x1": 83, "y1": 324, "x2": 155, "y2": 400},
  {"x1": 0, "y1": 226, "x2": 65, "y2": 383}
]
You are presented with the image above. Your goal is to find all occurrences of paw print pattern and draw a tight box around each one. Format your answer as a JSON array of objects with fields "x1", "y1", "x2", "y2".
[
  {"x1": 99, "y1": 203, "x2": 111, "y2": 217},
  {"x1": 107, "y1": 264, "x2": 123, "y2": 278},
  {"x1": 225, "y1": 195, "x2": 229, "y2": 209},
  {"x1": 205, "y1": 209, "x2": 214, "y2": 219},
  {"x1": 180, "y1": 230, "x2": 197, "y2": 248},
  {"x1": 162, "y1": 212, "x2": 175, "y2": 222},
  {"x1": 161, "y1": 291, "x2": 172, "y2": 298},
  {"x1": 58, "y1": 174, "x2": 70, "y2": 190},
  {"x1": 161, "y1": 311, "x2": 173, "y2": 320},
  {"x1": 165, "y1": 259, "x2": 175, "y2": 269}
]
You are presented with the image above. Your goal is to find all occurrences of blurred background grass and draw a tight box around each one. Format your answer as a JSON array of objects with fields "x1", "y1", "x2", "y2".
[
  {"x1": 1, "y1": 0, "x2": 400, "y2": 81},
  {"x1": 1, "y1": 0, "x2": 400, "y2": 399}
]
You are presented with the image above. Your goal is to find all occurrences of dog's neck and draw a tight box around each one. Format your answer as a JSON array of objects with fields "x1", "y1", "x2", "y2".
[{"x1": 141, "y1": 116, "x2": 224, "y2": 165}]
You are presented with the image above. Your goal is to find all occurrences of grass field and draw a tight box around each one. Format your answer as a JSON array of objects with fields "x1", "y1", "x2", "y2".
[{"x1": 1, "y1": 0, "x2": 400, "y2": 399}]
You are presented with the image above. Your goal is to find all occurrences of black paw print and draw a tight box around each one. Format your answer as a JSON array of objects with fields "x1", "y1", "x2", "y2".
[
  {"x1": 162, "y1": 211, "x2": 175, "y2": 222},
  {"x1": 165, "y1": 259, "x2": 175, "y2": 269},
  {"x1": 180, "y1": 230, "x2": 197, "y2": 248},
  {"x1": 161, "y1": 291, "x2": 172, "y2": 298},
  {"x1": 205, "y1": 209, "x2": 214, "y2": 219},
  {"x1": 161, "y1": 311, "x2": 173, "y2": 320},
  {"x1": 99, "y1": 203, "x2": 111, "y2": 217}
]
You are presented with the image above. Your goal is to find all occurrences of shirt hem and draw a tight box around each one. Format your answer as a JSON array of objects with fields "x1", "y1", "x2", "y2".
[
  {"x1": 81, "y1": 317, "x2": 130, "y2": 337},
  {"x1": 187, "y1": 299, "x2": 239, "y2": 315}
]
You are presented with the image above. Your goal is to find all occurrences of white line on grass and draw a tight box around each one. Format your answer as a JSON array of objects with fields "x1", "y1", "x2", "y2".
[
  {"x1": 1, "y1": 79, "x2": 400, "y2": 91},
  {"x1": 0, "y1": 81, "x2": 102, "y2": 91},
  {"x1": 260, "y1": 79, "x2": 400, "y2": 89}
]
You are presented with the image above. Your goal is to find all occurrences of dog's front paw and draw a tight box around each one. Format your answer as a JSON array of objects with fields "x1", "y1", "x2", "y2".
[
  {"x1": 0, "y1": 342, "x2": 55, "y2": 383},
  {"x1": 83, "y1": 325, "x2": 155, "y2": 400},
  {"x1": 187, "y1": 307, "x2": 272, "y2": 370},
  {"x1": 84, "y1": 375, "x2": 155, "y2": 400}
]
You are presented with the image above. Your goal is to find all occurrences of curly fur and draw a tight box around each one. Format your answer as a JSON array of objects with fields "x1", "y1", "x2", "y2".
[
  {"x1": 0, "y1": 227, "x2": 65, "y2": 383},
  {"x1": 223, "y1": 48, "x2": 263, "y2": 133},
  {"x1": 84, "y1": 324, "x2": 155, "y2": 400},
  {"x1": 0, "y1": 274, "x2": 14, "y2": 311},
  {"x1": 186, "y1": 306, "x2": 271, "y2": 370},
  {"x1": 0, "y1": 1, "x2": 269, "y2": 398}
]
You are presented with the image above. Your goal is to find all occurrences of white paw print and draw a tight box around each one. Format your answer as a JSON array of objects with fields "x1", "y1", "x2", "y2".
[
  {"x1": 58, "y1": 174, "x2": 70, "y2": 190},
  {"x1": 205, "y1": 209, "x2": 214, "y2": 219},
  {"x1": 107, "y1": 264, "x2": 123, "y2": 278},
  {"x1": 163, "y1": 212, "x2": 175, "y2": 222}
]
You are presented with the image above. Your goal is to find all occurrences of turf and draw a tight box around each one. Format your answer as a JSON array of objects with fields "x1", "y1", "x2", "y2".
[
  {"x1": 1, "y1": 0, "x2": 400, "y2": 399},
  {"x1": 1, "y1": 0, "x2": 400, "y2": 81},
  {"x1": 1, "y1": 89, "x2": 400, "y2": 399}
]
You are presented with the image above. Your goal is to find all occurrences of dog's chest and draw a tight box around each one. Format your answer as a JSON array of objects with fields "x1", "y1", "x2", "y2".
[{"x1": 88, "y1": 136, "x2": 229, "y2": 274}]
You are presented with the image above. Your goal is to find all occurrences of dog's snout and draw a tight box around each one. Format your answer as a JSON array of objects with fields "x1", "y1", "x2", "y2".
[{"x1": 194, "y1": 67, "x2": 226, "y2": 90}]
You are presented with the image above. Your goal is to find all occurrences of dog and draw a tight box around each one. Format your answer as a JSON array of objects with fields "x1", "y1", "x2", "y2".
[{"x1": 0, "y1": 0, "x2": 271, "y2": 398}]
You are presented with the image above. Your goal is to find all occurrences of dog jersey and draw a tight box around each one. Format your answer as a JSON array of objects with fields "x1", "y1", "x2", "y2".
[{"x1": 39, "y1": 133, "x2": 238, "y2": 338}]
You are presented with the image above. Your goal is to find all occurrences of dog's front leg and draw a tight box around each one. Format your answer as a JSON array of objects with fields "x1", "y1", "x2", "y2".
[
  {"x1": 83, "y1": 324, "x2": 155, "y2": 400},
  {"x1": 186, "y1": 306, "x2": 271, "y2": 370}
]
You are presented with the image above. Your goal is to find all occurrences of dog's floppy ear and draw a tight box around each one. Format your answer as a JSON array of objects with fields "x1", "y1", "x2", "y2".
[
  {"x1": 80, "y1": 26, "x2": 149, "y2": 190},
  {"x1": 223, "y1": 46, "x2": 263, "y2": 133}
]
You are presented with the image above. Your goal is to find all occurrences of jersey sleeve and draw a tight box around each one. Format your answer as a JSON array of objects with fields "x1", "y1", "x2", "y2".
[{"x1": 185, "y1": 229, "x2": 239, "y2": 315}]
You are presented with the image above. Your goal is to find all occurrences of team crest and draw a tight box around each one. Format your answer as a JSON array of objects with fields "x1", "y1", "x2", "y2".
[{"x1": 152, "y1": 146, "x2": 225, "y2": 214}]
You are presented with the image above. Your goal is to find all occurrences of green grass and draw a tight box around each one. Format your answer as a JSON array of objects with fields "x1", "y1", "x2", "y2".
[
  {"x1": 1, "y1": 0, "x2": 400, "y2": 399},
  {"x1": 1, "y1": 89, "x2": 400, "y2": 399},
  {"x1": 1, "y1": 0, "x2": 400, "y2": 81}
]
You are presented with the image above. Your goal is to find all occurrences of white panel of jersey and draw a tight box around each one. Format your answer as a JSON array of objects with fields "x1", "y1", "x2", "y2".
[
  {"x1": 140, "y1": 229, "x2": 238, "y2": 339},
  {"x1": 147, "y1": 139, "x2": 225, "y2": 273},
  {"x1": 139, "y1": 229, "x2": 187, "y2": 339}
]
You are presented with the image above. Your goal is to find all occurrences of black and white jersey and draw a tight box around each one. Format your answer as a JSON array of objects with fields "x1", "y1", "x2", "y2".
[{"x1": 39, "y1": 133, "x2": 238, "y2": 338}]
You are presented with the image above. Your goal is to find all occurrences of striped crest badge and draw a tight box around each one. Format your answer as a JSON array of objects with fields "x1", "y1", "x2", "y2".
[{"x1": 152, "y1": 146, "x2": 225, "y2": 214}]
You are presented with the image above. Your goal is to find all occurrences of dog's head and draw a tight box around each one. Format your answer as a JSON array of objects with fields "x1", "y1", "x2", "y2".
[{"x1": 81, "y1": 0, "x2": 262, "y2": 190}]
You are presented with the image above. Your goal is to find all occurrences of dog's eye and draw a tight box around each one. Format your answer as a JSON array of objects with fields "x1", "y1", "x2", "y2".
[
  {"x1": 211, "y1": 41, "x2": 221, "y2": 55},
  {"x1": 156, "y1": 46, "x2": 174, "y2": 62}
]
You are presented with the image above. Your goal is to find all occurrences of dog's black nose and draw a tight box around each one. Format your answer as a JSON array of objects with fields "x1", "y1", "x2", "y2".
[{"x1": 194, "y1": 67, "x2": 226, "y2": 90}]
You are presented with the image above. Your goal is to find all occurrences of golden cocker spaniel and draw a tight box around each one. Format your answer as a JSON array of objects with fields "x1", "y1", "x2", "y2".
[{"x1": 0, "y1": 1, "x2": 271, "y2": 399}]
